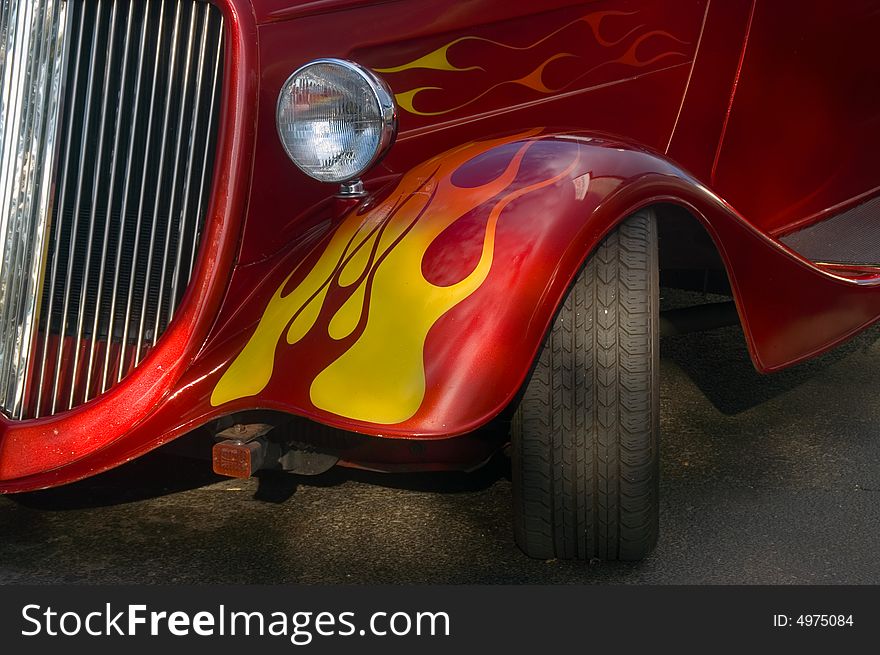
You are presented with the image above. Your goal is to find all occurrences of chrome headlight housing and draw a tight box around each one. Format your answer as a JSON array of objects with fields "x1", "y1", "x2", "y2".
[{"x1": 276, "y1": 58, "x2": 397, "y2": 184}]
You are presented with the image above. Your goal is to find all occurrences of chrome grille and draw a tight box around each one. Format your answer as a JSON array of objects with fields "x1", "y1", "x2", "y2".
[{"x1": 0, "y1": 0, "x2": 225, "y2": 419}]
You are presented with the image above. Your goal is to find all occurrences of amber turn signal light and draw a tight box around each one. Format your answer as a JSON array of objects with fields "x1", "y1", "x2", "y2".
[{"x1": 212, "y1": 440, "x2": 264, "y2": 478}]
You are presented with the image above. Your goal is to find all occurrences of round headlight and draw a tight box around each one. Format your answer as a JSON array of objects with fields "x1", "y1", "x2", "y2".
[{"x1": 276, "y1": 58, "x2": 397, "y2": 184}]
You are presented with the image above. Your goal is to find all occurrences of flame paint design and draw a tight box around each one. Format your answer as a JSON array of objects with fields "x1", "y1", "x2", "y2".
[
  {"x1": 211, "y1": 131, "x2": 581, "y2": 424},
  {"x1": 395, "y1": 53, "x2": 577, "y2": 117},
  {"x1": 376, "y1": 10, "x2": 690, "y2": 117}
]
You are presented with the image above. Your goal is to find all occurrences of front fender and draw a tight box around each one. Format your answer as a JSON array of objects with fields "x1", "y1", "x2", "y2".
[
  {"x1": 204, "y1": 128, "x2": 880, "y2": 438},
  {"x1": 203, "y1": 129, "x2": 678, "y2": 436}
]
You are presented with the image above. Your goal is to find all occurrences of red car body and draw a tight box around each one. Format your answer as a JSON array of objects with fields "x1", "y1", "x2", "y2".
[{"x1": 2, "y1": 0, "x2": 879, "y2": 491}]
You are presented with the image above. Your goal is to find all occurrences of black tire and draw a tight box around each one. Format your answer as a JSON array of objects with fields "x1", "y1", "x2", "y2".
[{"x1": 512, "y1": 209, "x2": 660, "y2": 561}]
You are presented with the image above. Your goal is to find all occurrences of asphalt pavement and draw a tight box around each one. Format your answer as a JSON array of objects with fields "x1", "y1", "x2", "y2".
[{"x1": 2, "y1": 292, "x2": 880, "y2": 584}]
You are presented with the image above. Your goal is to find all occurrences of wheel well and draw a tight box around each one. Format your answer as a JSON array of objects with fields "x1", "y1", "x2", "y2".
[{"x1": 654, "y1": 202, "x2": 733, "y2": 296}]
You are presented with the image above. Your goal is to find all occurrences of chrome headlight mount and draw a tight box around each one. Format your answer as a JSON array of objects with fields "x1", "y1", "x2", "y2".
[{"x1": 276, "y1": 58, "x2": 398, "y2": 197}]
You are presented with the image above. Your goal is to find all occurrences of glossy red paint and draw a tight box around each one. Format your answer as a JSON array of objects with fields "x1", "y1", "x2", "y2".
[
  {"x1": 1, "y1": 0, "x2": 879, "y2": 492},
  {"x1": 241, "y1": 0, "x2": 706, "y2": 265},
  {"x1": 711, "y1": 0, "x2": 880, "y2": 235}
]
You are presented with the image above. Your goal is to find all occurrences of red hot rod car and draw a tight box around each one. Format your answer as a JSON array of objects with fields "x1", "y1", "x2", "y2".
[{"x1": 1, "y1": 0, "x2": 879, "y2": 561}]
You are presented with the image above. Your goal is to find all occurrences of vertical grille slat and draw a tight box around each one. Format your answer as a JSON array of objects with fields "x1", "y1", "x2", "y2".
[
  {"x1": 135, "y1": 0, "x2": 182, "y2": 363},
  {"x1": 35, "y1": 0, "x2": 83, "y2": 417},
  {"x1": 169, "y1": 3, "x2": 209, "y2": 318},
  {"x1": 43, "y1": 0, "x2": 88, "y2": 414},
  {"x1": 155, "y1": 0, "x2": 198, "y2": 340},
  {"x1": 53, "y1": 0, "x2": 104, "y2": 413},
  {"x1": 0, "y1": 0, "x2": 71, "y2": 418},
  {"x1": 118, "y1": 0, "x2": 167, "y2": 384},
  {"x1": 73, "y1": 0, "x2": 122, "y2": 405},
  {"x1": 0, "y1": 0, "x2": 225, "y2": 419},
  {"x1": 0, "y1": 2, "x2": 33, "y2": 359},
  {"x1": 190, "y1": 21, "x2": 222, "y2": 280},
  {"x1": 0, "y1": 0, "x2": 36, "y2": 395},
  {"x1": 66, "y1": 0, "x2": 113, "y2": 409},
  {"x1": 8, "y1": 0, "x2": 48, "y2": 407},
  {"x1": 84, "y1": 0, "x2": 136, "y2": 400},
  {"x1": 102, "y1": 0, "x2": 151, "y2": 391}
]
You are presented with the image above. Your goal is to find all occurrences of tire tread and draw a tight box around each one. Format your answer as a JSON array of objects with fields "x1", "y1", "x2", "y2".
[{"x1": 513, "y1": 209, "x2": 659, "y2": 561}]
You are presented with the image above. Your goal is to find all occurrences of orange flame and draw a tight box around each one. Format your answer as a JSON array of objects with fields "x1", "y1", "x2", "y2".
[{"x1": 378, "y1": 10, "x2": 690, "y2": 117}]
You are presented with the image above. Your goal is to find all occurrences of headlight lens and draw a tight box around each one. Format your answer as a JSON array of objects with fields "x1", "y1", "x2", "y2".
[{"x1": 276, "y1": 59, "x2": 397, "y2": 184}]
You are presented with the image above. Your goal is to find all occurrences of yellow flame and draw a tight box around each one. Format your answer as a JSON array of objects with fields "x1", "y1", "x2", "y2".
[
  {"x1": 211, "y1": 131, "x2": 579, "y2": 424},
  {"x1": 396, "y1": 53, "x2": 575, "y2": 117},
  {"x1": 374, "y1": 11, "x2": 638, "y2": 74},
  {"x1": 375, "y1": 38, "x2": 484, "y2": 73}
]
